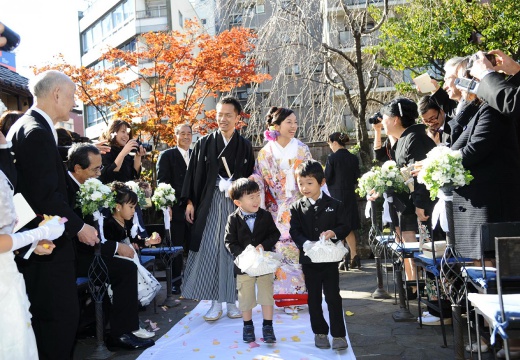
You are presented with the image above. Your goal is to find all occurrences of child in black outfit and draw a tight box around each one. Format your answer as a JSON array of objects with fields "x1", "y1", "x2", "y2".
[
  {"x1": 289, "y1": 160, "x2": 350, "y2": 351},
  {"x1": 224, "y1": 178, "x2": 281, "y2": 343}
]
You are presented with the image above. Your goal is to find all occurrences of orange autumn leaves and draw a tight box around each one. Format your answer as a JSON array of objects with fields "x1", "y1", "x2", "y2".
[{"x1": 34, "y1": 20, "x2": 270, "y2": 147}]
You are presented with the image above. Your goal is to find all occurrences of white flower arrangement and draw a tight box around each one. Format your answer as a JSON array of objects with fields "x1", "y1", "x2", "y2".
[
  {"x1": 417, "y1": 146, "x2": 474, "y2": 200},
  {"x1": 76, "y1": 178, "x2": 116, "y2": 216},
  {"x1": 125, "y1": 181, "x2": 147, "y2": 207},
  {"x1": 356, "y1": 161, "x2": 408, "y2": 198},
  {"x1": 151, "y1": 183, "x2": 176, "y2": 210}
]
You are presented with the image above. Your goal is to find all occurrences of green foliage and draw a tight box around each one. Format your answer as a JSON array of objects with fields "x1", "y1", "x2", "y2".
[{"x1": 374, "y1": 0, "x2": 520, "y2": 74}]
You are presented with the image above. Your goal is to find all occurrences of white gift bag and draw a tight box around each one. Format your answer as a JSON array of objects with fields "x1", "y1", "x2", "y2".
[
  {"x1": 112, "y1": 251, "x2": 161, "y2": 306},
  {"x1": 304, "y1": 236, "x2": 348, "y2": 263},
  {"x1": 234, "y1": 245, "x2": 282, "y2": 277}
]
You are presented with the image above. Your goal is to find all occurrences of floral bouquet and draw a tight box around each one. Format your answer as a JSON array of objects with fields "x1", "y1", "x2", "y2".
[
  {"x1": 76, "y1": 178, "x2": 116, "y2": 242},
  {"x1": 125, "y1": 181, "x2": 147, "y2": 208},
  {"x1": 125, "y1": 181, "x2": 147, "y2": 237},
  {"x1": 417, "y1": 146, "x2": 473, "y2": 200},
  {"x1": 356, "y1": 167, "x2": 380, "y2": 198},
  {"x1": 417, "y1": 146, "x2": 473, "y2": 231},
  {"x1": 375, "y1": 160, "x2": 409, "y2": 195},
  {"x1": 151, "y1": 183, "x2": 176, "y2": 230}
]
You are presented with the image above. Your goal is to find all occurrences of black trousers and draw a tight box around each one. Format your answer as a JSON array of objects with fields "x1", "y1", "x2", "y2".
[
  {"x1": 20, "y1": 260, "x2": 80, "y2": 360},
  {"x1": 171, "y1": 218, "x2": 189, "y2": 286},
  {"x1": 77, "y1": 254, "x2": 139, "y2": 337},
  {"x1": 302, "y1": 262, "x2": 346, "y2": 338}
]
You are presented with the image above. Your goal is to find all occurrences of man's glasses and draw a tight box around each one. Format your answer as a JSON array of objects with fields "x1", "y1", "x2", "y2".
[
  {"x1": 89, "y1": 165, "x2": 104, "y2": 173},
  {"x1": 423, "y1": 111, "x2": 440, "y2": 124}
]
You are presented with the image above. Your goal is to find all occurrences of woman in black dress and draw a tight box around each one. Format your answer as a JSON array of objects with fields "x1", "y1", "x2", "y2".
[
  {"x1": 325, "y1": 132, "x2": 361, "y2": 269},
  {"x1": 99, "y1": 119, "x2": 146, "y2": 184}
]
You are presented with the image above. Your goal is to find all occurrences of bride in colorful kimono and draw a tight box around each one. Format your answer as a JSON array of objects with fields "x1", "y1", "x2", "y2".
[{"x1": 251, "y1": 106, "x2": 312, "y2": 314}]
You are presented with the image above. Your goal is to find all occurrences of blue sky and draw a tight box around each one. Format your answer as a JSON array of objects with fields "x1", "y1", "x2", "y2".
[{"x1": 2, "y1": 0, "x2": 85, "y2": 78}]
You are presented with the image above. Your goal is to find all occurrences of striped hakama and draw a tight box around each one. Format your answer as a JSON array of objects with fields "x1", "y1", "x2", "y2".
[{"x1": 181, "y1": 186, "x2": 237, "y2": 303}]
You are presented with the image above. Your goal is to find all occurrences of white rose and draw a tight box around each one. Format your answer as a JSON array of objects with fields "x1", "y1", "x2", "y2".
[{"x1": 91, "y1": 191, "x2": 102, "y2": 201}]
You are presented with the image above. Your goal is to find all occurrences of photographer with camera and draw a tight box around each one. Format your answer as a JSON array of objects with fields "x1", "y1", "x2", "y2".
[
  {"x1": 99, "y1": 119, "x2": 146, "y2": 184},
  {"x1": 370, "y1": 111, "x2": 397, "y2": 162},
  {"x1": 469, "y1": 50, "x2": 520, "y2": 121}
]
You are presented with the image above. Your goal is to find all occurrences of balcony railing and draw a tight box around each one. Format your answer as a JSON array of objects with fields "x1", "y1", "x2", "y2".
[{"x1": 136, "y1": 6, "x2": 167, "y2": 19}]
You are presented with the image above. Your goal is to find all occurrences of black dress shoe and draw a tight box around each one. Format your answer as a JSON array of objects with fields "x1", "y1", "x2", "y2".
[
  {"x1": 172, "y1": 285, "x2": 181, "y2": 295},
  {"x1": 106, "y1": 333, "x2": 155, "y2": 351}
]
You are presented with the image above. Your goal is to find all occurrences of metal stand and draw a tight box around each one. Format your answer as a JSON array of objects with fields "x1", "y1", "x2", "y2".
[
  {"x1": 389, "y1": 199, "x2": 415, "y2": 322},
  {"x1": 86, "y1": 237, "x2": 113, "y2": 360},
  {"x1": 438, "y1": 187, "x2": 467, "y2": 360},
  {"x1": 160, "y1": 227, "x2": 178, "y2": 308},
  {"x1": 369, "y1": 201, "x2": 392, "y2": 299}
]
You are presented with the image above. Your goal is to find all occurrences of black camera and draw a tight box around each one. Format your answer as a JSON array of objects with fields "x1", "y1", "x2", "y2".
[
  {"x1": 0, "y1": 24, "x2": 21, "y2": 52},
  {"x1": 130, "y1": 141, "x2": 153, "y2": 154},
  {"x1": 368, "y1": 112, "x2": 382, "y2": 125},
  {"x1": 466, "y1": 52, "x2": 497, "y2": 78}
]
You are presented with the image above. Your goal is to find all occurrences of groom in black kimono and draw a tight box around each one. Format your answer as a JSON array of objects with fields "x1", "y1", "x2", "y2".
[{"x1": 181, "y1": 96, "x2": 255, "y2": 321}]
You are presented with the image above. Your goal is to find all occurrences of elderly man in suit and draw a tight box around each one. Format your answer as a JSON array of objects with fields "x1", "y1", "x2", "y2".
[
  {"x1": 156, "y1": 123, "x2": 193, "y2": 294},
  {"x1": 67, "y1": 143, "x2": 155, "y2": 350},
  {"x1": 7, "y1": 70, "x2": 99, "y2": 359}
]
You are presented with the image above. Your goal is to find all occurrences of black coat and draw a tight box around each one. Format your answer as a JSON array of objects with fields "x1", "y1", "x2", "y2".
[
  {"x1": 157, "y1": 147, "x2": 191, "y2": 221},
  {"x1": 100, "y1": 146, "x2": 140, "y2": 184},
  {"x1": 324, "y1": 148, "x2": 361, "y2": 230},
  {"x1": 447, "y1": 100, "x2": 480, "y2": 146},
  {"x1": 289, "y1": 193, "x2": 350, "y2": 264},
  {"x1": 394, "y1": 123, "x2": 436, "y2": 211},
  {"x1": 451, "y1": 102, "x2": 520, "y2": 258},
  {"x1": 7, "y1": 110, "x2": 84, "y2": 262},
  {"x1": 477, "y1": 71, "x2": 520, "y2": 120},
  {"x1": 224, "y1": 207, "x2": 281, "y2": 275},
  {"x1": 181, "y1": 131, "x2": 255, "y2": 251}
]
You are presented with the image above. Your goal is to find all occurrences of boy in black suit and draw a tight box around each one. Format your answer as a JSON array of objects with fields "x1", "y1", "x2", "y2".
[
  {"x1": 225, "y1": 178, "x2": 281, "y2": 344},
  {"x1": 289, "y1": 160, "x2": 350, "y2": 351}
]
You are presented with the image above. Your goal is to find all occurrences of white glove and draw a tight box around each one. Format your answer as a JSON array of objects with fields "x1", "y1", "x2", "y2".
[{"x1": 10, "y1": 219, "x2": 65, "y2": 252}]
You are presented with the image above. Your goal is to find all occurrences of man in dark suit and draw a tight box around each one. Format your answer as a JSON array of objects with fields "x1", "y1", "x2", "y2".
[
  {"x1": 67, "y1": 143, "x2": 155, "y2": 350},
  {"x1": 471, "y1": 49, "x2": 520, "y2": 120},
  {"x1": 418, "y1": 95, "x2": 451, "y2": 145},
  {"x1": 6, "y1": 70, "x2": 99, "y2": 360},
  {"x1": 156, "y1": 123, "x2": 192, "y2": 294}
]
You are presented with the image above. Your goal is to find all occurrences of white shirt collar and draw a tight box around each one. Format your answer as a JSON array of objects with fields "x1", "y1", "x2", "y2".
[
  {"x1": 177, "y1": 147, "x2": 189, "y2": 157},
  {"x1": 68, "y1": 171, "x2": 82, "y2": 187},
  {"x1": 307, "y1": 190, "x2": 323, "y2": 205},
  {"x1": 32, "y1": 107, "x2": 58, "y2": 145}
]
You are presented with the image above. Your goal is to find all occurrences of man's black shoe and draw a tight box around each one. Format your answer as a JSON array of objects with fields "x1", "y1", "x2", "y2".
[
  {"x1": 172, "y1": 285, "x2": 181, "y2": 295},
  {"x1": 106, "y1": 333, "x2": 155, "y2": 351}
]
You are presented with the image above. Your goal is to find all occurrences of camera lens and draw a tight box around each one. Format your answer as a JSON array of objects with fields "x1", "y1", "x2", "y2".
[
  {"x1": 0, "y1": 25, "x2": 21, "y2": 52},
  {"x1": 368, "y1": 112, "x2": 381, "y2": 124}
]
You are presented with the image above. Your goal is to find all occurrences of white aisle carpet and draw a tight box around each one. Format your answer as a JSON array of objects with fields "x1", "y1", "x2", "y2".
[{"x1": 138, "y1": 300, "x2": 356, "y2": 360}]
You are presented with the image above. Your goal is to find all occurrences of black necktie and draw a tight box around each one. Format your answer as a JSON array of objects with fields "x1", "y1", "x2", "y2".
[{"x1": 243, "y1": 214, "x2": 257, "y2": 221}]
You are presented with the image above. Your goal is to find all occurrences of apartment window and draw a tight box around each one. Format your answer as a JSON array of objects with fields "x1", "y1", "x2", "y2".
[
  {"x1": 313, "y1": 62, "x2": 324, "y2": 74},
  {"x1": 284, "y1": 64, "x2": 300, "y2": 76},
  {"x1": 201, "y1": 18, "x2": 207, "y2": 25},
  {"x1": 123, "y1": 0, "x2": 133, "y2": 20},
  {"x1": 179, "y1": 11, "x2": 184, "y2": 28},
  {"x1": 236, "y1": 91, "x2": 248, "y2": 100},
  {"x1": 312, "y1": 93, "x2": 322, "y2": 106},
  {"x1": 256, "y1": 0, "x2": 265, "y2": 13},
  {"x1": 229, "y1": 14, "x2": 242, "y2": 27},
  {"x1": 287, "y1": 95, "x2": 302, "y2": 107}
]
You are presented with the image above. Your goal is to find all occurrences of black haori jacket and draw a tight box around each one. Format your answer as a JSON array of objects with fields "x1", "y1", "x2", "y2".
[{"x1": 181, "y1": 131, "x2": 255, "y2": 251}]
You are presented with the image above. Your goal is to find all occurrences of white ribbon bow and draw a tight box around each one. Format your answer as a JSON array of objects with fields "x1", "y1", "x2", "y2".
[
  {"x1": 93, "y1": 210, "x2": 107, "y2": 243},
  {"x1": 382, "y1": 193, "x2": 393, "y2": 225},
  {"x1": 364, "y1": 197, "x2": 371, "y2": 219},
  {"x1": 284, "y1": 168, "x2": 296, "y2": 197},
  {"x1": 162, "y1": 207, "x2": 171, "y2": 230},
  {"x1": 218, "y1": 175, "x2": 233, "y2": 197},
  {"x1": 431, "y1": 190, "x2": 453, "y2": 232},
  {"x1": 130, "y1": 211, "x2": 145, "y2": 238}
]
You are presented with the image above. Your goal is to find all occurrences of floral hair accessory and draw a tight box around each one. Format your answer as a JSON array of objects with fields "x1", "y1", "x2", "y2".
[
  {"x1": 110, "y1": 132, "x2": 117, "y2": 139},
  {"x1": 126, "y1": 127, "x2": 131, "y2": 133},
  {"x1": 264, "y1": 126, "x2": 280, "y2": 141}
]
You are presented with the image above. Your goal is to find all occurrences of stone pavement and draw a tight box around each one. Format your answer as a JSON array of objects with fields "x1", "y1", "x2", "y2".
[{"x1": 73, "y1": 259, "x2": 493, "y2": 359}]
